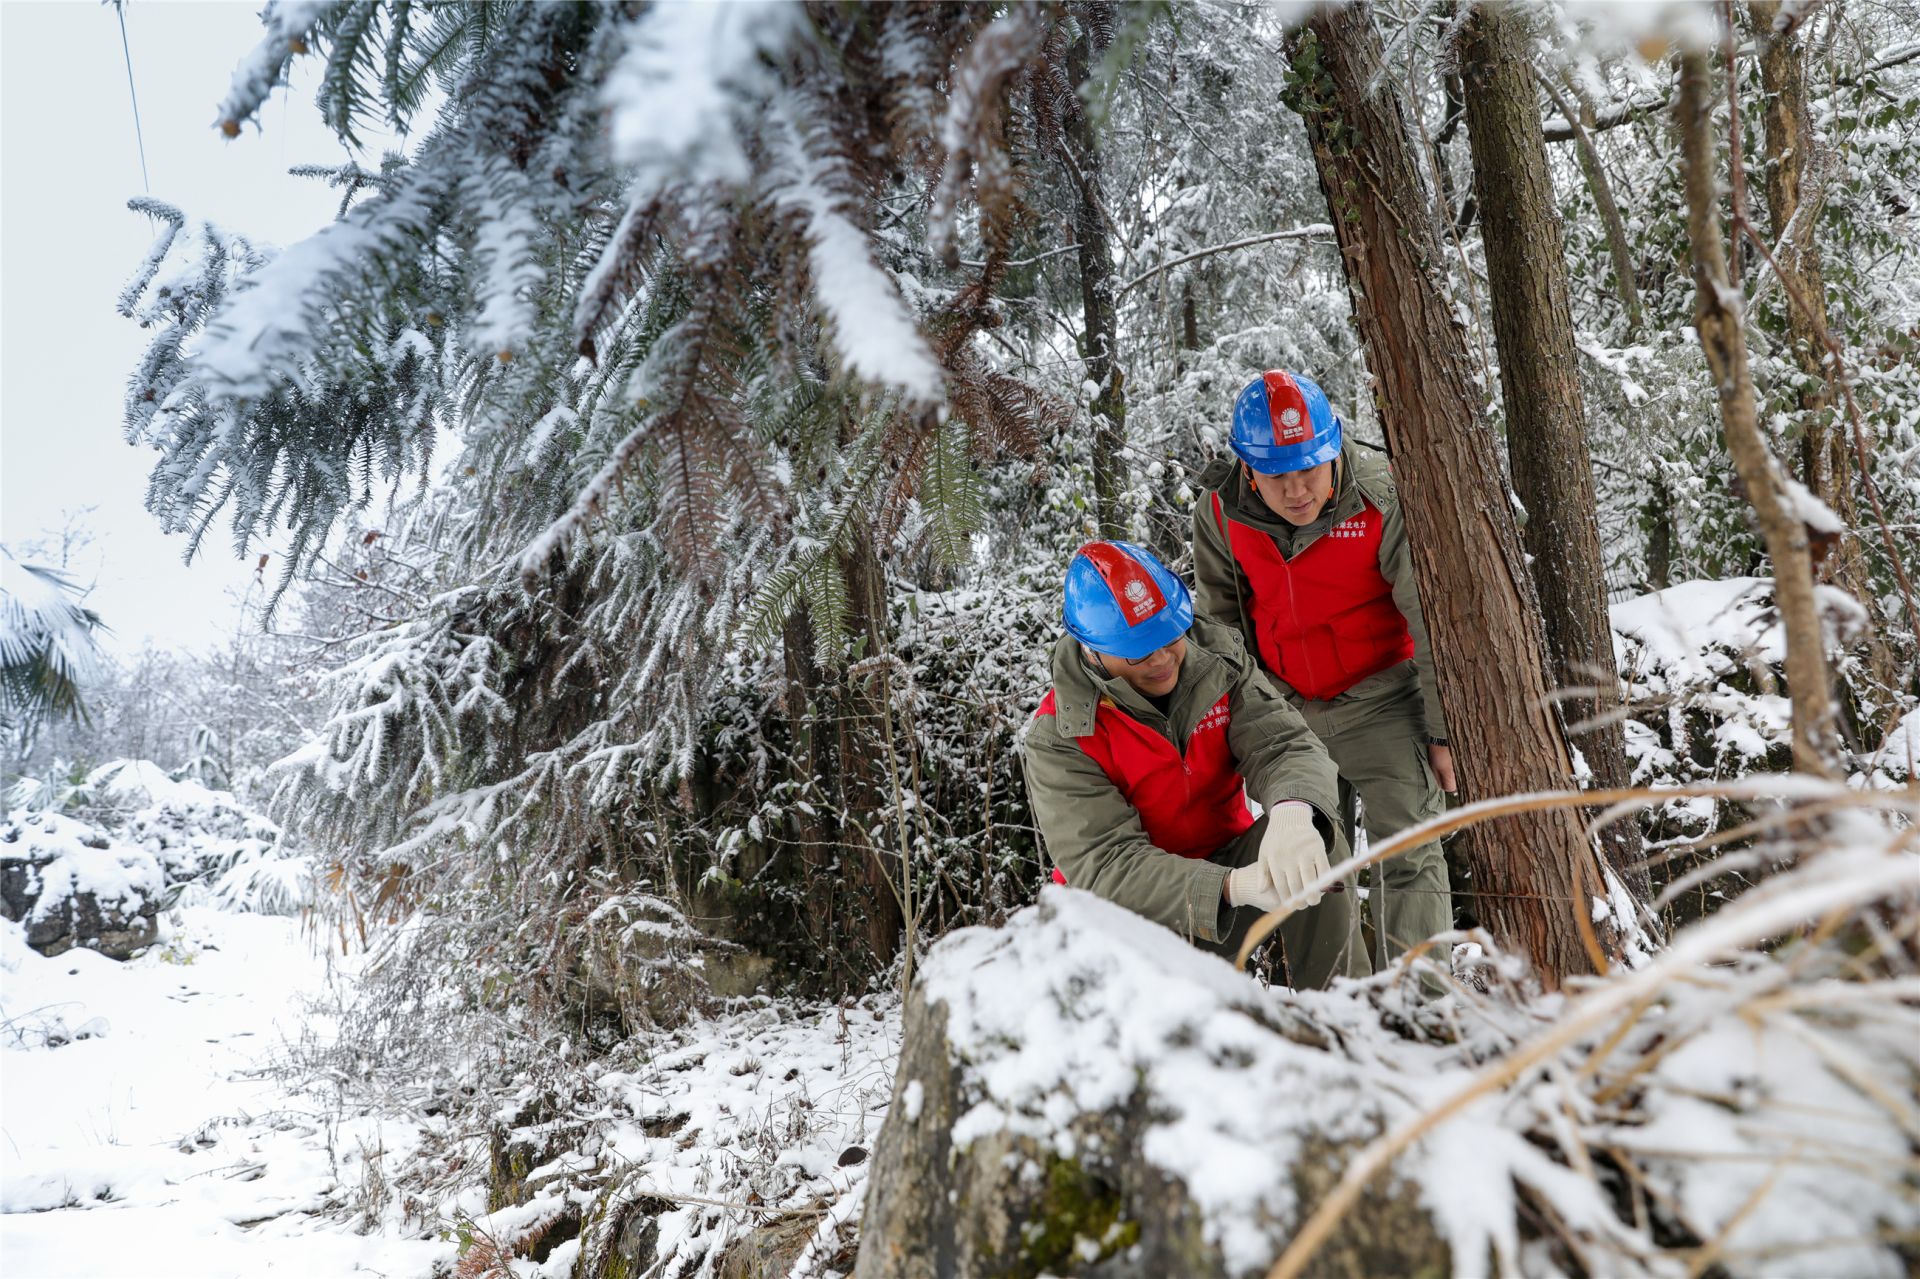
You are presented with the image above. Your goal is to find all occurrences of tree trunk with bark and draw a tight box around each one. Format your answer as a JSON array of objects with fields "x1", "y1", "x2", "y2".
[
  {"x1": 838, "y1": 537, "x2": 907, "y2": 969},
  {"x1": 1457, "y1": 4, "x2": 1647, "y2": 899},
  {"x1": 782, "y1": 606, "x2": 857, "y2": 991},
  {"x1": 1063, "y1": 4, "x2": 1127, "y2": 540},
  {"x1": 1749, "y1": 2, "x2": 1842, "y2": 503},
  {"x1": 1676, "y1": 49, "x2": 1843, "y2": 778},
  {"x1": 1285, "y1": 3, "x2": 1619, "y2": 985},
  {"x1": 1644, "y1": 479, "x2": 1674, "y2": 592},
  {"x1": 1535, "y1": 70, "x2": 1645, "y2": 334}
]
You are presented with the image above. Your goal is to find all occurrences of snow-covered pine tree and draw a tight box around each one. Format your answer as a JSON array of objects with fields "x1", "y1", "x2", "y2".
[{"x1": 118, "y1": 2, "x2": 1127, "y2": 1046}]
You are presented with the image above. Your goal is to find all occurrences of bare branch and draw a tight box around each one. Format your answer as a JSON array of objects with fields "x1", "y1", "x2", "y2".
[{"x1": 1115, "y1": 224, "x2": 1334, "y2": 299}]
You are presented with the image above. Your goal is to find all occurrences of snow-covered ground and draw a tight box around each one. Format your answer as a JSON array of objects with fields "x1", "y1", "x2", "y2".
[
  {"x1": 1, "y1": 765, "x2": 902, "y2": 1278},
  {"x1": 1, "y1": 904, "x2": 452, "y2": 1277},
  {"x1": 2, "y1": 899, "x2": 900, "y2": 1279}
]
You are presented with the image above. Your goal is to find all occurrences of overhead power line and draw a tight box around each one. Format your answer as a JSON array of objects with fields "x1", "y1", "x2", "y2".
[{"x1": 115, "y1": 1, "x2": 151, "y2": 193}]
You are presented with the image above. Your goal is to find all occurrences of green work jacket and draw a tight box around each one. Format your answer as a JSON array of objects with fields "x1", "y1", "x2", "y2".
[{"x1": 1020, "y1": 618, "x2": 1339, "y2": 945}]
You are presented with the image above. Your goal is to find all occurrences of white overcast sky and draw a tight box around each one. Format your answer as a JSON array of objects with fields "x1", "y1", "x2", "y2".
[{"x1": 2, "y1": 0, "x2": 406, "y2": 658}]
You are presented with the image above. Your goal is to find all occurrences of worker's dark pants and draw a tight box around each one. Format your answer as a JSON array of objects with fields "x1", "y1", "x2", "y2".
[{"x1": 1295, "y1": 664, "x2": 1453, "y2": 962}]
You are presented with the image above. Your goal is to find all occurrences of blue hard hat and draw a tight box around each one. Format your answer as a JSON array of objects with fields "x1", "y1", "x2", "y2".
[
  {"x1": 1230, "y1": 370, "x2": 1342, "y2": 474},
  {"x1": 1062, "y1": 541, "x2": 1194, "y2": 660}
]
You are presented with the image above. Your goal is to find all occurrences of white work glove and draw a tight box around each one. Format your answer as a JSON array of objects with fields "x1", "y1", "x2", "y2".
[
  {"x1": 1260, "y1": 802, "x2": 1330, "y2": 907},
  {"x1": 1225, "y1": 859, "x2": 1287, "y2": 914}
]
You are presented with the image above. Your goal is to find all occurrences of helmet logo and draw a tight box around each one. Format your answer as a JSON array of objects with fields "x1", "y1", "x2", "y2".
[
  {"x1": 1074, "y1": 541, "x2": 1168, "y2": 626},
  {"x1": 1265, "y1": 371, "x2": 1314, "y2": 445}
]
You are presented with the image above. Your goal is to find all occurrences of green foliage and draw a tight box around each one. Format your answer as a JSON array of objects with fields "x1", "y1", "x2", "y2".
[
  {"x1": 0, "y1": 548, "x2": 106, "y2": 749},
  {"x1": 919, "y1": 415, "x2": 988, "y2": 569}
]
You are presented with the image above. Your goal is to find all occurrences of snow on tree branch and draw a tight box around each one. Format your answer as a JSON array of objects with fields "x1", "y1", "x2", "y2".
[
  {"x1": 192, "y1": 166, "x2": 438, "y2": 397},
  {"x1": 516, "y1": 416, "x2": 657, "y2": 590},
  {"x1": 928, "y1": 10, "x2": 1042, "y2": 269},
  {"x1": 465, "y1": 157, "x2": 543, "y2": 359},
  {"x1": 1117, "y1": 225, "x2": 1336, "y2": 299},
  {"x1": 603, "y1": 0, "x2": 808, "y2": 197},
  {"x1": 213, "y1": 0, "x2": 328, "y2": 137},
  {"x1": 769, "y1": 90, "x2": 944, "y2": 404},
  {"x1": 117, "y1": 199, "x2": 185, "y2": 318}
]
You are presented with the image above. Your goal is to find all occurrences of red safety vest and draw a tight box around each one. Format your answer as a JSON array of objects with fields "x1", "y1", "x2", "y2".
[
  {"x1": 1211, "y1": 492, "x2": 1414, "y2": 701},
  {"x1": 1037, "y1": 687, "x2": 1254, "y2": 885}
]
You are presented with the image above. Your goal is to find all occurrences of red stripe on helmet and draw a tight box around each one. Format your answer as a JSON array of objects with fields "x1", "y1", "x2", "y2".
[
  {"x1": 1075, "y1": 542, "x2": 1166, "y2": 625},
  {"x1": 1263, "y1": 370, "x2": 1312, "y2": 446}
]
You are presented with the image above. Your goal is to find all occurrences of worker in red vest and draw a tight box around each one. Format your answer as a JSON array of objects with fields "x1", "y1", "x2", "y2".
[
  {"x1": 1193, "y1": 370, "x2": 1455, "y2": 963},
  {"x1": 1021, "y1": 540, "x2": 1369, "y2": 986}
]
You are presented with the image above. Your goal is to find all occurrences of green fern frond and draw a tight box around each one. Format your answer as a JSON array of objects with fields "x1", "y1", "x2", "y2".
[{"x1": 918, "y1": 414, "x2": 985, "y2": 568}]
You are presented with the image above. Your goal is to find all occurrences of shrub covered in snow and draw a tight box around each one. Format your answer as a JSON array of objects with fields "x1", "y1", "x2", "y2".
[
  {"x1": 1612, "y1": 576, "x2": 1884, "y2": 784},
  {"x1": 0, "y1": 810, "x2": 162, "y2": 959},
  {"x1": 93, "y1": 763, "x2": 313, "y2": 917},
  {"x1": 5, "y1": 761, "x2": 312, "y2": 927},
  {"x1": 1609, "y1": 579, "x2": 1900, "y2": 923}
]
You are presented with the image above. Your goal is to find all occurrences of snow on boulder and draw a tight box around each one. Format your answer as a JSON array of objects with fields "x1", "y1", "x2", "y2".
[
  {"x1": 84, "y1": 760, "x2": 310, "y2": 915},
  {"x1": 856, "y1": 888, "x2": 1452, "y2": 1278},
  {"x1": 861, "y1": 838, "x2": 1920, "y2": 1279},
  {"x1": 0, "y1": 810, "x2": 162, "y2": 959}
]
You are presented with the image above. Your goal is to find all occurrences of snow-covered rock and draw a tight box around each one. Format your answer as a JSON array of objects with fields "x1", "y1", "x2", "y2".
[
  {"x1": 86, "y1": 760, "x2": 310, "y2": 915},
  {"x1": 0, "y1": 810, "x2": 162, "y2": 959},
  {"x1": 857, "y1": 889, "x2": 1449, "y2": 1278},
  {"x1": 862, "y1": 851, "x2": 1920, "y2": 1279}
]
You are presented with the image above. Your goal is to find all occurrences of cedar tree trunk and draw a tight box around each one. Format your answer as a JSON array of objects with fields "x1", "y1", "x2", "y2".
[
  {"x1": 1676, "y1": 49, "x2": 1843, "y2": 777},
  {"x1": 837, "y1": 537, "x2": 906, "y2": 973},
  {"x1": 1458, "y1": 3, "x2": 1646, "y2": 899},
  {"x1": 1286, "y1": 3, "x2": 1619, "y2": 984},
  {"x1": 1749, "y1": 1, "x2": 1839, "y2": 502}
]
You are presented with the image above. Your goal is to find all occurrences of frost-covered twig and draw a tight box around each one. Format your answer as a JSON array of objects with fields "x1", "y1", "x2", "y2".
[
  {"x1": 214, "y1": 1, "x2": 328, "y2": 136},
  {"x1": 1115, "y1": 225, "x2": 1335, "y2": 299}
]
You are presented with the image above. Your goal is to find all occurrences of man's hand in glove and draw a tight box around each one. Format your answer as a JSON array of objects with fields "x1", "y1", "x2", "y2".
[
  {"x1": 1260, "y1": 802, "x2": 1330, "y2": 907},
  {"x1": 1223, "y1": 859, "x2": 1286, "y2": 913}
]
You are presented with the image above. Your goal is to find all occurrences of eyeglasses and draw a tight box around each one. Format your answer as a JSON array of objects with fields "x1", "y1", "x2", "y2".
[
  {"x1": 1118, "y1": 640, "x2": 1180, "y2": 667},
  {"x1": 1091, "y1": 638, "x2": 1182, "y2": 675}
]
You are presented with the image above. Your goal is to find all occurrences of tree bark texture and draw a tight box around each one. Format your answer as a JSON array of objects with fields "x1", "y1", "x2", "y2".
[
  {"x1": 1458, "y1": 4, "x2": 1646, "y2": 899},
  {"x1": 838, "y1": 539, "x2": 907, "y2": 969},
  {"x1": 1064, "y1": 6, "x2": 1128, "y2": 540},
  {"x1": 1288, "y1": 3, "x2": 1617, "y2": 985},
  {"x1": 778, "y1": 592, "x2": 906, "y2": 990},
  {"x1": 1748, "y1": 3, "x2": 1849, "y2": 505},
  {"x1": 1535, "y1": 70, "x2": 1645, "y2": 333},
  {"x1": 1644, "y1": 477, "x2": 1674, "y2": 592},
  {"x1": 1676, "y1": 49, "x2": 1843, "y2": 778},
  {"x1": 782, "y1": 607, "x2": 852, "y2": 987}
]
